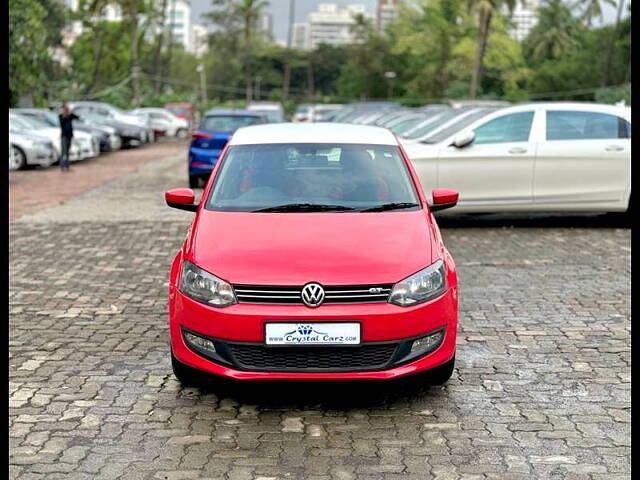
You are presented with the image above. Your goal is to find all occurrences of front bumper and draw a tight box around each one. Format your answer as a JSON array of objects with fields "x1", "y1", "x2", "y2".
[
  {"x1": 169, "y1": 287, "x2": 458, "y2": 381},
  {"x1": 24, "y1": 145, "x2": 56, "y2": 166}
]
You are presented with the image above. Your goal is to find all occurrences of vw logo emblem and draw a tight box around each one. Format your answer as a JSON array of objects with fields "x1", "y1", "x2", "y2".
[{"x1": 301, "y1": 282, "x2": 325, "y2": 308}]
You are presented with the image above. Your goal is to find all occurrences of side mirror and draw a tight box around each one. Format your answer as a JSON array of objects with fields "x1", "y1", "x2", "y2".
[
  {"x1": 451, "y1": 130, "x2": 475, "y2": 148},
  {"x1": 165, "y1": 188, "x2": 198, "y2": 212},
  {"x1": 430, "y1": 189, "x2": 459, "y2": 212}
]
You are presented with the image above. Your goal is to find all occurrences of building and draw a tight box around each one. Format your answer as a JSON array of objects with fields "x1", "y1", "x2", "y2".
[
  {"x1": 293, "y1": 3, "x2": 374, "y2": 51},
  {"x1": 189, "y1": 24, "x2": 209, "y2": 57},
  {"x1": 162, "y1": 0, "x2": 192, "y2": 52},
  {"x1": 377, "y1": 0, "x2": 401, "y2": 32},
  {"x1": 257, "y1": 12, "x2": 273, "y2": 38},
  {"x1": 509, "y1": 0, "x2": 540, "y2": 41},
  {"x1": 61, "y1": 0, "x2": 197, "y2": 53},
  {"x1": 292, "y1": 23, "x2": 310, "y2": 50}
]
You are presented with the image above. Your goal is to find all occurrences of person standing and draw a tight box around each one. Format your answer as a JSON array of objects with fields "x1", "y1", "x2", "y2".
[{"x1": 58, "y1": 103, "x2": 79, "y2": 171}]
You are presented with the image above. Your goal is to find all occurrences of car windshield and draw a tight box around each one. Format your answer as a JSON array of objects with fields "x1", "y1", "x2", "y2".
[
  {"x1": 43, "y1": 111, "x2": 60, "y2": 126},
  {"x1": 422, "y1": 108, "x2": 500, "y2": 143},
  {"x1": 295, "y1": 105, "x2": 310, "y2": 114},
  {"x1": 250, "y1": 110, "x2": 283, "y2": 122},
  {"x1": 13, "y1": 114, "x2": 49, "y2": 129},
  {"x1": 200, "y1": 115, "x2": 263, "y2": 132},
  {"x1": 402, "y1": 110, "x2": 465, "y2": 140},
  {"x1": 167, "y1": 106, "x2": 190, "y2": 115},
  {"x1": 206, "y1": 143, "x2": 419, "y2": 212}
]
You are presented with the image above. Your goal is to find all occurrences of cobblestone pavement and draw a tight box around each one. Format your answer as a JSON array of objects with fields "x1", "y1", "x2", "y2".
[{"x1": 9, "y1": 147, "x2": 631, "y2": 480}]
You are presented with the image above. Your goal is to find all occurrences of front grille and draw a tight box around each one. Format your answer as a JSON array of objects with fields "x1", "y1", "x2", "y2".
[
  {"x1": 226, "y1": 343, "x2": 398, "y2": 372},
  {"x1": 233, "y1": 284, "x2": 393, "y2": 305}
]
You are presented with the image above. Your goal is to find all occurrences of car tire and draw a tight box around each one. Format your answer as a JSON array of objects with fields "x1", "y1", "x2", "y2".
[
  {"x1": 171, "y1": 351, "x2": 206, "y2": 387},
  {"x1": 177, "y1": 128, "x2": 188, "y2": 140},
  {"x1": 426, "y1": 355, "x2": 455, "y2": 386},
  {"x1": 189, "y1": 175, "x2": 200, "y2": 188},
  {"x1": 11, "y1": 146, "x2": 27, "y2": 170}
]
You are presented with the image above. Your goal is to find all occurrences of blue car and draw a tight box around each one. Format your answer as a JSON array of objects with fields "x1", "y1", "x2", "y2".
[{"x1": 188, "y1": 110, "x2": 267, "y2": 187}]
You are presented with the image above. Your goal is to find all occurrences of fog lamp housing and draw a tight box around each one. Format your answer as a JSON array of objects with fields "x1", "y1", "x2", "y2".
[
  {"x1": 410, "y1": 329, "x2": 445, "y2": 355},
  {"x1": 183, "y1": 331, "x2": 217, "y2": 354}
]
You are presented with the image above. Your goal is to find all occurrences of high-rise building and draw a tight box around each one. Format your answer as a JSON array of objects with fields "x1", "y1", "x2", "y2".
[
  {"x1": 189, "y1": 24, "x2": 209, "y2": 57},
  {"x1": 377, "y1": 0, "x2": 401, "y2": 32},
  {"x1": 163, "y1": 0, "x2": 192, "y2": 52},
  {"x1": 62, "y1": 0, "x2": 198, "y2": 53},
  {"x1": 509, "y1": 0, "x2": 540, "y2": 41},
  {"x1": 257, "y1": 12, "x2": 274, "y2": 38},
  {"x1": 292, "y1": 23, "x2": 310, "y2": 50},
  {"x1": 294, "y1": 3, "x2": 374, "y2": 51}
]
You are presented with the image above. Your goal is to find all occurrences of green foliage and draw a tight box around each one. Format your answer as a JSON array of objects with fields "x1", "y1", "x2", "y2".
[
  {"x1": 8, "y1": 0, "x2": 632, "y2": 108},
  {"x1": 595, "y1": 84, "x2": 630, "y2": 105},
  {"x1": 9, "y1": 0, "x2": 50, "y2": 106}
]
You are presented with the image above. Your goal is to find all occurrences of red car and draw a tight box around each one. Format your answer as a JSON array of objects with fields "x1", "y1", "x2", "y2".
[
  {"x1": 165, "y1": 102, "x2": 196, "y2": 129},
  {"x1": 165, "y1": 123, "x2": 459, "y2": 386}
]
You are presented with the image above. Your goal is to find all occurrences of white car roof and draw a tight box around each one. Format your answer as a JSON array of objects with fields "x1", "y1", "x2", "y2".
[
  {"x1": 488, "y1": 102, "x2": 630, "y2": 118},
  {"x1": 229, "y1": 123, "x2": 399, "y2": 146}
]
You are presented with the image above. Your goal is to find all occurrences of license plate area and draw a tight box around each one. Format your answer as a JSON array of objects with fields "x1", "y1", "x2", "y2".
[{"x1": 265, "y1": 322, "x2": 361, "y2": 346}]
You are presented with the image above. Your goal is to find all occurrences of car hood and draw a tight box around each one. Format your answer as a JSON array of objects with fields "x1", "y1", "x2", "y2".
[{"x1": 186, "y1": 210, "x2": 437, "y2": 285}]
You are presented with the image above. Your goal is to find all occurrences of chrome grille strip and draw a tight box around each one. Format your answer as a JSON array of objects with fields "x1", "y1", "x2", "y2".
[{"x1": 233, "y1": 283, "x2": 393, "y2": 305}]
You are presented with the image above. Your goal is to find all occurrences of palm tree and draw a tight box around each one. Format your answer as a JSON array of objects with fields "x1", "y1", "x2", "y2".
[
  {"x1": 115, "y1": 0, "x2": 154, "y2": 106},
  {"x1": 468, "y1": 0, "x2": 516, "y2": 99},
  {"x1": 602, "y1": 0, "x2": 627, "y2": 86},
  {"x1": 579, "y1": 0, "x2": 616, "y2": 27},
  {"x1": 77, "y1": 0, "x2": 112, "y2": 92},
  {"x1": 527, "y1": 0, "x2": 581, "y2": 63},
  {"x1": 206, "y1": 0, "x2": 269, "y2": 103},
  {"x1": 153, "y1": 0, "x2": 169, "y2": 94}
]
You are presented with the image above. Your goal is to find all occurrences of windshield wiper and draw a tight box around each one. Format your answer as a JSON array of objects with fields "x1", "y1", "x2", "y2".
[
  {"x1": 360, "y1": 202, "x2": 420, "y2": 212},
  {"x1": 252, "y1": 203, "x2": 356, "y2": 213}
]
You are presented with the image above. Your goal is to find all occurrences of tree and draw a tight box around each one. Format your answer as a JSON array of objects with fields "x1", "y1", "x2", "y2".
[
  {"x1": 336, "y1": 14, "x2": 393, "y2": 100},
  {"x1": 602, "y1": 0, "x2": 627, "y2": 86},
  {"x1": 115, "y1": 0, "x2": 156, "y2": 106},
  {"x1": 389, "y1": 0, "x2": 468, "y2": 100},
  {"x1": 468, "y1": 0, "x2": 516, "y2": 99},
  {"x1": 205, "y1": 0, "x2": 269, "y2": 103},
  {"x1": 525, "y1": 0, "x2": 582, "y2": 63},
  {"x1": 578, "y1": 0, "x2": 615, "y2": 27},
  {"x1": 9, "y1": 0, "x2": 50, "y2": 106}
]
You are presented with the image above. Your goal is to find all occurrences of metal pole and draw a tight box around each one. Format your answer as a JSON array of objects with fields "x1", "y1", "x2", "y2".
[
  {"x1": 255, "y1": 75, "x2": 261, "y2": 100},
  {"x1": 196, "y1": 64, "x2": 207, "y2": 106}
]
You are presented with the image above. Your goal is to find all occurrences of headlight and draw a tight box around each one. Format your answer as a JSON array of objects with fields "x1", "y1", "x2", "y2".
[
  {"x1": 388, "y1": 260, "x2": 447, "y2": 307},
  {"x1": 180, "y1": 261, "x2": 237, "y2": 307}
]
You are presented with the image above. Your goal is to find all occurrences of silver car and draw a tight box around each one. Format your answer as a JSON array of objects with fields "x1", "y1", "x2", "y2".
[{"x1": 9, "y1": 131, "x2": 57, "y2": 169}]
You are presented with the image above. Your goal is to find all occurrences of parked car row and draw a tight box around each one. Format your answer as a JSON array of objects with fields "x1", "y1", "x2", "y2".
[
  {"x1": 324, "y1": 101, "x2": 631, "y2": 215},
  {"x1": 9, "y1": 101, "x2": 190, "y2": 171}
]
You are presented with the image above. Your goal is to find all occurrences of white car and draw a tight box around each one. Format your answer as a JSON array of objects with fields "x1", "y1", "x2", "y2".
[
  {"x1": 9, "y1": 113, "x2": 96, "y2": 162},
  {"x1": 130, "y1": 108, "x2": 189, "y2": 138},
  {"x1": 403, "y1": 102, "x2": 631, "y2": 213},
  {"x1": 9, "y1": 130, "x2": 58, "y2": 169},
  {"x1": 292, "y1": 104, "x2": 344, "y2": 122},
  {"x1": 247, "y1": 102, "x2": 286, "y2": 123}
]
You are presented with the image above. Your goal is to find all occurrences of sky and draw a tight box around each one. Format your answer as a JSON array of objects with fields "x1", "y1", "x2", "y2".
[{"x1": 189, "y1": 0, "x2": 627, "y2": 43}]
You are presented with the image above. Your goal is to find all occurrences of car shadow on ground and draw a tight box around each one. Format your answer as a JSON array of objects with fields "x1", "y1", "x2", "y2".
[
  {"x1": 434, "y1": 212, "x2": 631, "y2": 228},
  {"x1": 193, "y1": 373, "x2": 448, "y2": 409}
]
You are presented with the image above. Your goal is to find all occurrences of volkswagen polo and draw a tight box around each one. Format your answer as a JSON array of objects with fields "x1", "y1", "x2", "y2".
[{"x1": 165, "y1": 123, "x2": 459, "y2": 386}]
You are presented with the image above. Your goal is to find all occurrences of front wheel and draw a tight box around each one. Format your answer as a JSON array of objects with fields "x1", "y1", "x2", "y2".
[
  {"x1": 189, "y1": 175, "x2": 200, "y2": 188},
  {"x1": 176, "y1": 128, "x2": 188, "y2": 140},
  {"x1": 425, "y1": 356, "x2": 456, "y2": 386},
  {"x1": 11, "y1": 146, "x2": 27, "y2": 170}
]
